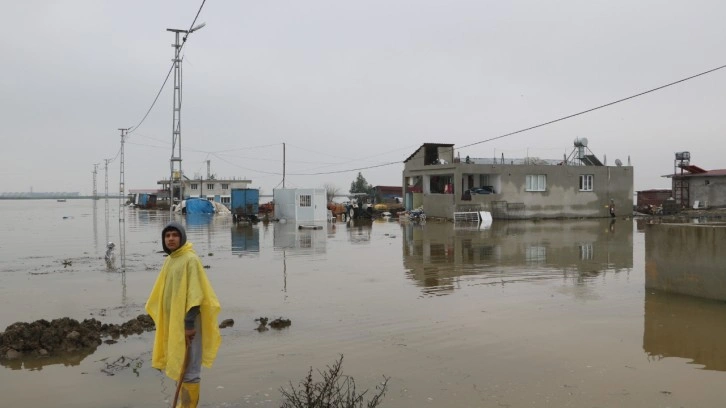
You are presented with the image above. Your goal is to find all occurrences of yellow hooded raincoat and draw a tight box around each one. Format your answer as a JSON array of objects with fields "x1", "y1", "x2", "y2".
[{"x1": 145, "y1": 241, "x2": 221, "y2": 381}]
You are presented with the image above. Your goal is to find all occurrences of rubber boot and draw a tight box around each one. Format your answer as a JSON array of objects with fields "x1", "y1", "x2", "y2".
[{"x1": 176, "y1": 382, "x2": 200, "y2": 408}]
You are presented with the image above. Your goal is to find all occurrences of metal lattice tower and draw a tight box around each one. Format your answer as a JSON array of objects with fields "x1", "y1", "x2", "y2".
[
  {"x1": 166, "y1": 23, "x2": 205, "y2": 212},
  {"x1": 168, "y1": 28, "x2": 185, "y2": 212}
]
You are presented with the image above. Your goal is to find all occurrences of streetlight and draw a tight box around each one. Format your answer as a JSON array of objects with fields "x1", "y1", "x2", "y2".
[{"x1": 167, "y1": 22, "x2": 206, "y2": 213}]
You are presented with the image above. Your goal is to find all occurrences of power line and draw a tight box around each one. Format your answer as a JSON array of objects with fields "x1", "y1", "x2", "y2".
[
  {"x1": 457, "y1": 63, "x2": 726, "y2": 150},
  {"x1": 287, "y1": 64, "x2": 726, "y2": 174}
]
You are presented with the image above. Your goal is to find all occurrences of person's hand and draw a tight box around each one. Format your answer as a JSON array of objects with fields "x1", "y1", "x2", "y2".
[{"x1": 185, "y1": 328, "x2": 196, "y2": 343}]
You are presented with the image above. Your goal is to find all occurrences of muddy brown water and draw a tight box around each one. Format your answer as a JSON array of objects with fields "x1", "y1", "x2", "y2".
[{"x1": 1, "y1": 199, "x2": 725, "y2": 407}]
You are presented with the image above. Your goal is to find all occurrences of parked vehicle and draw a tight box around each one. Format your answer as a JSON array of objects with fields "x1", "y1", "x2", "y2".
[
  {"x1": 467, "y1": 186, "x2": 495, "y2": 195},
  {"x1": 231, "y1": 188, "x2": 260, "y2": 223},
  {"x1": 408, "y1": 208, "x2": 426, "y2": 222}
]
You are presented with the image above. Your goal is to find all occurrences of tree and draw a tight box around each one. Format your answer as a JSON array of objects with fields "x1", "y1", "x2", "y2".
[
  {"x1": 323, "y1": 183, "x2": 340, "y2": 203},
  {"x1": 349, "y1": 172, "x2": 372, "y2": 195}
]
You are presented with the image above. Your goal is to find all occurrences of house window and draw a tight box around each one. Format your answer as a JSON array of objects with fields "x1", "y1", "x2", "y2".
[
  {"x1": 525, "y1": 175, "x2": 546, "y2": 192},
  {"x1": 299, "y1": 194, "x2": 312, "y2": 207},
  {"x1": 579, "y1": 243, "x2": 594, "y2": 260},
  {"x1": 221, "y1": 196, "x2": 231, "y2": 205},
  {"x1": 207, "y1": 183, "x2": 215, "y2": 190},
  {"x1": 221, "y1": 183, "x2": 229, "y2": 190},
  {"x1": 190, "y1": 184, "x2": 198, "y2": 190},
  {"x1": 579, "y1": 175, "x2": 594, "y2": 191},
  {"x1": 525, "y1": 246, "x2": 546, "y2": 263}
]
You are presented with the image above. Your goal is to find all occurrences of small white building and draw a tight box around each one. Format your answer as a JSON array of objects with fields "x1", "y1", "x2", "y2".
[{"x1": 273, "y1": 188, "x2": 327, "y2": 224}]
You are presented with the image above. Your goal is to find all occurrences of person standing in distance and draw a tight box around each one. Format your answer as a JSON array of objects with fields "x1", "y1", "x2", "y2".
[{"x1": 146, "y1": 221, "x2": 221, "y2": 408}]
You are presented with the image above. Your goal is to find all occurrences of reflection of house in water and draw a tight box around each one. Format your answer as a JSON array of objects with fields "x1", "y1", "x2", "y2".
[
  {"x1": 273, "y1": 222, "x2": 326, "y2": 256},
  {"x1": 231, "y1": 225, "x2": 260, "y2": 256},
  {"x1": 643, "y1": 291, "x2": 726, "y2": 371},
  {"x1": 401, "y1": 219, "x2": 633, "y2": 295},
  {"x1": 346, "y1": 219, "x2": 372, "y2": 244}
]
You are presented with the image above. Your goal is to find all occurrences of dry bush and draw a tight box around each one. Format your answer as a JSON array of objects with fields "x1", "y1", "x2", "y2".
[{"x1": 280, "y1": 355, "x2": 389, "y2": 408}]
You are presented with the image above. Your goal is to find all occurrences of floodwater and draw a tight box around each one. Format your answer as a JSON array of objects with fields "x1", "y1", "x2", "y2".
[{"x1": 1, "y1": 199, "x2": 726, "y2": 407}]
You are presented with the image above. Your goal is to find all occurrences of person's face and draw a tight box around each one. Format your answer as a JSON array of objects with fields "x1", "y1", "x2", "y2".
[{"x1": 164, "y1": 230, "x2": 181, "y2": 252}]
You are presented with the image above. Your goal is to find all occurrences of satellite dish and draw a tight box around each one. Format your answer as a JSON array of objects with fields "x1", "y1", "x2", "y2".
[{"x1": 615, "y1": 159, "x2": 622, "y2": 167}]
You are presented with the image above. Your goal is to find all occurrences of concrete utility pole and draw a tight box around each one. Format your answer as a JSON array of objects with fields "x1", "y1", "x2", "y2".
[
  {"x1": 104, "y1": 159, "x2": 110, "y2": 199},
  {"x1": 118, "y1": 128, "x2": 129, "y2": 223},
  {"x1": 92, "y1": 163, "x2": 99, "y2": 199},
  {"x1": 167, "y1": 23, "x2": 206, "y2": 213}
]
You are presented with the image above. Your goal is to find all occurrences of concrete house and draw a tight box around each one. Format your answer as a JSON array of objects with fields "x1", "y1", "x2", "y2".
[
  {"x1": 667, "y1": 153, "x2": 726, "y2": 209},
  {"x1": 157, "y1": 177, "x2": 252, "y2": 207},
  {"x1": 402, "y1": 140, "x2": 633, "y2": 220}
]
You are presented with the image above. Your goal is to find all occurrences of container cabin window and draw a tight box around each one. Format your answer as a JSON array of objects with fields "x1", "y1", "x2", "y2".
[
  {"x1": 299, "y1": 194, "x2": 312, "y2": 207},
  {"x1": 221, "y1": 183, "x2": 229, "y2": 190},
  {"x1": 190, "y1": 184, "x2": 198, "y2": 190},
  {"x1": 525, "y1": 175, "x2": 546, "y2": 192},
  {"x1": 207, "y1": 183, "x2": 215, "y2": 190},
  {"x1": 579, "y1": 175, "x2": 594, "y2": 191}
]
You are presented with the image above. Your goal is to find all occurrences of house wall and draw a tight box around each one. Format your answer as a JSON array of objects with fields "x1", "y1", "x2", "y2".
[
  {"x1": 645, "y1": 223, "x2": 726, "y2": 301},
  {"x1": 403, "y1": 161, "x2": 633, "y2": 219},
  {"x1": 637, "y1": 189, "x2": 672, "y2": 207},
  {"x1": 687, "y1": 176, "x2": 726, "y2": 208},
  {"x1": 184, "y1": 179, "x2": 251, "y2": 205}
]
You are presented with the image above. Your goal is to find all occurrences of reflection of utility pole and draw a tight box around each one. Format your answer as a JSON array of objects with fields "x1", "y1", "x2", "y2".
[
  {"x1": 282, "y1": 143, "x2": 286, "y2": 188},
  {"x1": 104, "y1": 158, "x2": 110, "y2": 246},
  {"x1": 167, "y1": 22, "x2": 206, "y2": 213}
]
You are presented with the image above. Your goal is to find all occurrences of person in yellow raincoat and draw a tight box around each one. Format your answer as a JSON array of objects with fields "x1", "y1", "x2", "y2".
[{"x1": 146, "y1": 221, "x2": 221, "y2": 408}]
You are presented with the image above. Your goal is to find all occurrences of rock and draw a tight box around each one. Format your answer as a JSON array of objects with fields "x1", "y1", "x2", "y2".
[
  {"x1": 269, "y1": 318, "x2": 291, "y2": 329},
  {"x1": 6, "y1": 349, "x2": 21, "y2": 360},
  {"x1": 219, "y1": 319, "x2": 234, "y2": 329}
]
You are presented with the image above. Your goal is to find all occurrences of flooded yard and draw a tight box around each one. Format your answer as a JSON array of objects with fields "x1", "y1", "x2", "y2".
[{"x1": 1, "y1": 199, "x2": 725, "y2": 407}]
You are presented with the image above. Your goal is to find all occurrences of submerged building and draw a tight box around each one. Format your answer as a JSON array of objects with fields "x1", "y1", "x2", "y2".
[{"x1": 402, "y1": 139, "x2": 633, "y2": 220}]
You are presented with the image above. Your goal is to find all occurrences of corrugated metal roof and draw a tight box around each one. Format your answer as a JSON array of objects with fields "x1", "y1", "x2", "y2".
[{"x1": 669, "y1": 169, "x2": 726, "y2": 178}]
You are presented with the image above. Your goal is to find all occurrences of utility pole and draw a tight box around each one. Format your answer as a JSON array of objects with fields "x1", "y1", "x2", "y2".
[
  {"x1": 104, "y1": 159, "x2": 110, "y2": 200},
  {"x1": 92, "y1": 163, "x2": 99, "y2": 199},
  {"x1": 167, "y1": 22, "x2": 206, "y2": 213},
  {"x1": 118, "y1": 128, "x2": 129, "y2": 223}
]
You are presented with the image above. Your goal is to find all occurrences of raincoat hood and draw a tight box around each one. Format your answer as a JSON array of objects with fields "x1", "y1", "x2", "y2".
[{"x1": 162, "y1": 221, "x2": 187, "y2": 254}]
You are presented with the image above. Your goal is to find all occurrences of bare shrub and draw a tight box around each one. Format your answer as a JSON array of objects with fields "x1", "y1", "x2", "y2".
[{"x1": 280, "y1": 355, "x2": 389, "y2": 408}]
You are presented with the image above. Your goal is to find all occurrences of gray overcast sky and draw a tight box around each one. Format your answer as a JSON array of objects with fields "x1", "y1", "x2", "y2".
[{"x1": 3, "y1": 1, "x2": 726, "y2": 195}]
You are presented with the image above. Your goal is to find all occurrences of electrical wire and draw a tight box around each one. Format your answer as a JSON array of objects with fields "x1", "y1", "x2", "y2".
[{"x1": 457, "y1": 63, "x2": 726, "y2": 150}]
